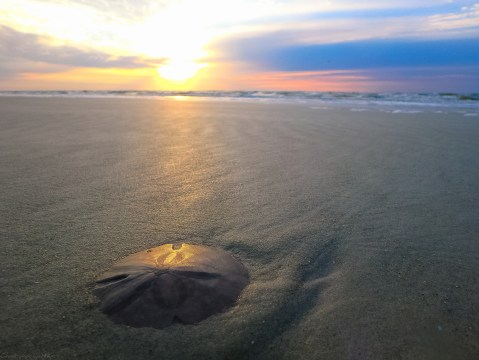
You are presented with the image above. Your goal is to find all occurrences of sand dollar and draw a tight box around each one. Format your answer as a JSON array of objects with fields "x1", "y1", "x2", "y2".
[{"x1": 94, "y1": 243, "x2": 249, "y2": 329}]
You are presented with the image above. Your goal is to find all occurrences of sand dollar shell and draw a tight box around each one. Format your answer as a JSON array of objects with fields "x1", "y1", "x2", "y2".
[{"x1": 94, "y1": 243, "x2": 249, "y2": 329}]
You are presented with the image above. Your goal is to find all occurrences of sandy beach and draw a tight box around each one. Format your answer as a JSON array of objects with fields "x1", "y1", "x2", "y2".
[{"x1": 1, "y1": 97, "x2": 478, "y2": 359}]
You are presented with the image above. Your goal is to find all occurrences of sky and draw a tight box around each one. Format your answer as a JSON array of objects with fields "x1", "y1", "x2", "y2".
[{"x1": 0, "y1": 0, "x2": 478, "y2": 92}]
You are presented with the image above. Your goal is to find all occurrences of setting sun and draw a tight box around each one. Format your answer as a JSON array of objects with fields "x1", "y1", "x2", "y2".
[{"x1": 156, "y1": 60, "x2": 204, "y2": 82}]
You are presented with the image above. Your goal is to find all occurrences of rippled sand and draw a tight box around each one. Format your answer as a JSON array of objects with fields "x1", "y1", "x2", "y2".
[{"x1": 1, "y1": 97, "x2": 478, "y2": 359}]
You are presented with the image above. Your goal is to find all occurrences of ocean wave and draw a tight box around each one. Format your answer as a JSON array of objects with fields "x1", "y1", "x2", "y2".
[{"x1": 1, "y1": 90, "x2": 478, "y2": 108}]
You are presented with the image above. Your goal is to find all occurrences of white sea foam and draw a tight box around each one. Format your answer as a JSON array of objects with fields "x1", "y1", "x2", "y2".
[
  {"x1": 0, "y1": 90, "x2": 478, "y2": 109},
  {"x1": 390, "y1": 109, "x2": 424, "y2": 114}
]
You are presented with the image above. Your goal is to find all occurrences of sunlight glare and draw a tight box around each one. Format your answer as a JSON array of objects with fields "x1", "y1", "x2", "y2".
[{"x1": 156, "y1": 61, "x2": 204, "y2": 82}]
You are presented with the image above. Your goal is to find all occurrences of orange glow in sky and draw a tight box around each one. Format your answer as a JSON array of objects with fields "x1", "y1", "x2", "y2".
[{"x1": 1, "y1": 0, "x2": 478, "y2": 91}]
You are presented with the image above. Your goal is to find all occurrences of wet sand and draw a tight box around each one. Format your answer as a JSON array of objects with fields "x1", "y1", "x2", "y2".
[{"x1": 0, "y1": 97, "x2": 478, "y2": 359}]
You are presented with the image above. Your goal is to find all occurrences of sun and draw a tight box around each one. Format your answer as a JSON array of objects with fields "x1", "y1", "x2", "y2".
[{"x1": 156, "y1": 60, "x2": 204, "y2": 82}]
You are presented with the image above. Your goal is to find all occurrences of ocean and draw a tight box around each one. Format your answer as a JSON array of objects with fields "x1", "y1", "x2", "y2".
[{"x1": 1, "y1": 90, "x2": 479, "y2": 109}]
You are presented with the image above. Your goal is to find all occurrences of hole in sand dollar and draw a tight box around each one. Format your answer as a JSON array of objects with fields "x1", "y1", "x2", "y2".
[{"x1": 94, "y1": 243, "x2": 249, "y2": 329}]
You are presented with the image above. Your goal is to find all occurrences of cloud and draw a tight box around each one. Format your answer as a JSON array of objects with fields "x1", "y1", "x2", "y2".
[
  {"x1": 0, "y1": 55, "x2": 70, "y2": 78},
  {"x1": 426, "y1": 3, "x2": 479, "y2": 30},
  {"x1": 199, "y1": 66, "x2": 479, "y2": 92},
  {"x1": 207, "y1": 1, "x2": 479, "y2": 60},
  {"x1": 213, "y1": 30, "x2": 479, "y2": 71},
  {"x1": 0, "y1": 25, "x2": 165, "y2": 70},
  {"x1": 57, "y1": 0, "x2": 169, "y2": 21},
  {"x1": 208, "y1": 32, "x2": 479, "y2": 91},
  {"x1": 31, "y1": 0, "x2": 185, "y2": 23},
  {"x1": 262, "y1": 39, "x2": 479, "y2": 71},
  {"x1": 358, "y1": 66, "x2": 479, "y2": 92},
  {"x1": 3, "y1": 1, "x2": 477, "y2": 63}
]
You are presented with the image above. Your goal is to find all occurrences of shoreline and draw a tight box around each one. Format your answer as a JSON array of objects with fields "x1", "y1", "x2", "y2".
[{"x1": 0, "y1": 90, "x2": 478, "y2": 111}]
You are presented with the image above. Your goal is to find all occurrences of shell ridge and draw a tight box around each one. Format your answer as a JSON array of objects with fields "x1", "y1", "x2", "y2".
[{"x1": 99, "y1": 272, "x2": 156, "y2": 314}]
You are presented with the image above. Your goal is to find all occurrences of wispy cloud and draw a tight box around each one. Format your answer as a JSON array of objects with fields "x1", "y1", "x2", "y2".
[
  {"x1": 426, "y1": 3, "x2": 479, "y2": 30},
  {"x1": 215, "y1": 36, "x2": 479, "y2": 71},
  {"x1": 0, "y1": 26, "x2": 164, "y2": 71}
]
